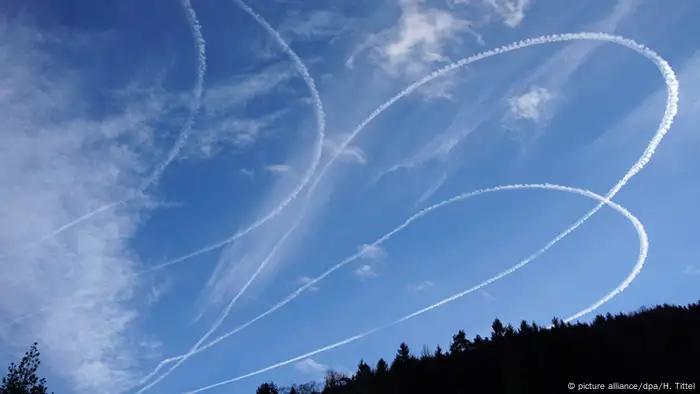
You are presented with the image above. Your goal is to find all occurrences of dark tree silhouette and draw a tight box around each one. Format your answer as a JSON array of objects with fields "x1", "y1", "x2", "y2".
[
  {"x1": 256, "y1": 382, "x2": 280, "y2": 394},
  {"x1": 262, "y1": 301, "x2": 700, "y2": 394},
  {"x1": 449, "y1": 330, "x2": 470, "y2": 354},
  {"x1": 0, "y1": 343, "x2": 52, "y2": 394},
  {"x1": 390, "y1": 343, "x2": 411, "y2": 369},
  {"x1": 375, "y1": 359, "x2": 388, "y2": 376}
]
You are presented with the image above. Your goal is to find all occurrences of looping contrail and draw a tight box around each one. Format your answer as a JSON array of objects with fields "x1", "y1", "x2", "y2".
[
  {"x1": 170, "y1": 32, "x2": 679, "y2": 394},
  {"x1": 135, "y1": 0, "x2": 327, "y2": 275},
  {"x1": 1, "y1": 0, "x2": 328, "y2": 331},
  {"x1": 146, "y1": 30, "x2": 677, "y2": 393},
  {"x1": 2, "y1": 0, "x2": 208, "y2": 257},
  {"x1": 130, "y1": 0, "x2": 327, "y2": 392},
  {"x1": 178, "y1": 183, "x2": 649, "y2": 394},
  {"x1": 0, "y1": 0, "x2": 210, "y2": 329},
  {"x1": 134, "y1": 183, "x2": 647, "y2": 389}
]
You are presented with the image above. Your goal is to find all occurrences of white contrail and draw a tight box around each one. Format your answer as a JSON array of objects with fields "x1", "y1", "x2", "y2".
[
  {"x1": 4, "y1": 0, "x2": 208, "y2": 256},
  {"x1": 133, "y1": 220, "x2": 303, "y2": 393},
  {"x1": 141, "y1": 0, "x2": 207, "y2": 190},
  {"x1": 135, "y1": 183, "x2": 644, "y2": 380},
  {"x1": 130, "y1": 0, "x2": 326, "y2": 391},
  {"x1": 178, "y1": 183, "x2": 649, "y2": 394},
  {"x1": 145, "y1": 31, "x2": 678, "y2": 392},
  {"x1": 3, "y1": 0, "x2": 327, "y2": 330},
  {"x1": 136, "y1": 0, "x2": 327, "y2": 274},
  {"x1": 305, "y1": 32, "x2": 678, "y2": 201},
  {"x1": 0, "y1": 0, "x2": 209, "y2": 328}
]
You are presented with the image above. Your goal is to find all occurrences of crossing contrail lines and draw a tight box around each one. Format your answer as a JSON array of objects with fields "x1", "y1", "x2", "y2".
[
  {"x1": 140, "y1": 30, "x2": 678, "y2": 393},
  {"x1": 130, "y1": 0, "x2": 327, "y2": 391},
  {"x1": 178, "y1": 184, "x2": 649, "y2": 394},
  {"x1": 134, "y1": 183, "x2": 648, "y2": 390},
  {"x1": 0, "y1": 0, "x2": 207, "y2": 257},
  {"x1": 0, "y1": 0, "x2": 208, "y2": 329},
  {"x1": 0, "y1": 0, "x2": 328, "y2": 331},
  {"x1": 133, "y1": 0, "x2": 327, "y2": 276}
]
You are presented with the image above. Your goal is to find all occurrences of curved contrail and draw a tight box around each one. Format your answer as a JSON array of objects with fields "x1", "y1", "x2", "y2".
[
  {"x1": 133, "y1": 183, "x2": 647, "y2": 384},
  {"x1": 2, "y1": 0, "x2": 328, "y2": 331},
  {"x1": 178, "y1": 183, "x2": 649, "y2": 394},
  {"x1": 136, "y1": 0, "x2": 327, "y2": 275},
  {"x1": 130, "y1": 0, "x2": 326, "y2": 392},
  {"x1": 141, "y1": 31, "x2": 677, "y2": 392},
  {"x1": 5, "y1": 0, "x2": 208, "y2": 255},
  {"x1": 142, "y1": 0, "x2": 207, "y2": 190},
  {"x1": 0, "y1": 0, "x2": 209, "y2": 328}
]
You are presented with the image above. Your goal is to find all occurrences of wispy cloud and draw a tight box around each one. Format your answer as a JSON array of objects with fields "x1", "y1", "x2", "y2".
[
  {"x1": 294, "y1": 276, "x2": 320, "y2": 292},
  {"x1": 408, "y1": 280, "x2": 434, "y2": 292},
  {"x1": 350, "y1": 0, "x2": 480, "y2": 99},
  {"x1": 265, "y1": 164, "x2": 293, "y2": 175},
  {"x1": 294, "y1": 358, "x2": 329, "y2": 376},
  {"x1": 145, "y1": 278, "x2": 173, "y2": 307},
  {"x1": 358, "y1": 244, "x2": 387, "y2": 260},
  {"x1": 238, "y1": 168, "x2": 255, "y2": 178},
  {"x1": 353, "y1": 265, "x2": 378, "y2": 279},
  {"x1": 585, "y1": 49, "x2": 700, "y2": 172},
  {"x1": 479, "y1": 289, "x2": 497, "y2": 301},
  {"x1": 507, "y1": 86, "x2": 554, "y2": 123},
  {"x1": 372, "y1": 103, "x2": 489, "y2": 184},
  {"x1": 372, "y1": 2, "x2": 639, "y2": 186},
  {"x1": 416, "y1": 173, "x2": 448, "y2": 205},
  {"x1": 323, "y1": 134, "x2": 367, "y2": 165},
  {"x1": 279, "y1": 10, "x2": 354, "y2": 40},
  {"x1": 449, "y1": 0, "x2": 530, "y2": 27},
  {"x1": 188, "y1": 107, "x2": 289, "y2": 159},
  {"x1": 354, "y1": 244, "x2": 384, "y2": 279},
  {"x1": 483, "y1": 0, "x2": 530, "y2": 27},
  {"x1": 181, "y1": 62, "x2": 295, "y2": 159},
  {"x1": 375, "y1": 0, "x2": 469, "y2": 77},
  {"x1": 0, "y1": 19, "x2": 161, "y2": 393},
  {"x1": 683, "y1": 266, "x2": 700, "y2": 275},
  {"x1": 201, "y1": 64, "x2": 294, "y2": 114},
  {"x1": 501, "y1": 0, "x2": 640, "y2": 129}
]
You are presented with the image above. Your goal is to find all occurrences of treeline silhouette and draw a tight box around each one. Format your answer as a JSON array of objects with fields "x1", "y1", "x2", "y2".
[
  {"x1": 1, "y1": 343, "x2": 52, "y2": 394},
  {"x1": 255, "y1": 301, "x2": 700, "y2": 394}
]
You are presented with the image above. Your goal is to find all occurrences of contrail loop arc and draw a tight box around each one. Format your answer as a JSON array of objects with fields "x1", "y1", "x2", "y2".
[
  {"x1": 129, "y1": 0, "x2": 327, "y2": 391},
  {"x1": 142, "y1": 31, "x2": 678, "y2": 393},
  {"x1": 179, "y1": 183, "x2": 649, "y2": 394}
]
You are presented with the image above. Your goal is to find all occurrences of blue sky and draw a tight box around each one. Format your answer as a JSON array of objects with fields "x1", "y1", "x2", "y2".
[{"x1": 0, "y1": 0, "x2": 699, "y2": 393}]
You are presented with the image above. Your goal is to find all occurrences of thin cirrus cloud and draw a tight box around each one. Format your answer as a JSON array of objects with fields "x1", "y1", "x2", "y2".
[
  {"x1": 265, "y1": 164, "x2": 293, "y2": 174},
  {"x1": 278, "y1": 10, "x2": 355, "y2": 40},
  {"x1": 294, "y1": 358, "x2": 329, "y2": 376},
  {"x1": 358, "y1": 244, "x2": 387, "y2": 260},
  {"x1": 347, "y1": 0, "x2": 482, "y2": 100},
  {"x1": 5, "y1": 1, "x2": 695, "y2": 394},
  {"x1": 182, "y1": 64, "x2": 295, "y2": 159},
  {"x1": 484, "y1": 0, "x2": 531, "y2": 27},
  {"x1": 294, "y1": 276, "x2": 320, "y2": 292},
  {"x1": 449, "y1": 0, "x2": 531, "y2": 28},
  {"x1": 416, "y1": 173, "x2": 449, "y2": 206},
  {"x1": 239, "y1": 168, "x2": 256, "y2": 178},
  {"x1": 353, "y1": 245, "x2": 386, "y2": 279},
  {"x1": 499, "y1": 0, "x2": 640, "y2": 131},
  {"x1": 683, "y1": 266, "x2": 700, "y2": 275},
  {"x1": 408, "y1": 280, "x2": 434, "y2": 292},
  {"x1": 507, "y1": 86, "x2": 554, "y2": 123},
  {"x1": 323, "y1": 133, "x2": 367, "y2": 165},
  {"x1": 353, "y1": 265, "x2": 378, "y2": 279},
  {"x1": 0, "y1": 19, "x2": 172, "y2": 394},
  {"x1": 373, "y1": 0, "x2": 639, "y2": 184}
]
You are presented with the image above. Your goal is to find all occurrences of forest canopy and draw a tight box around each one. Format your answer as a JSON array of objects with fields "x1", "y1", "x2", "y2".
[{"x1": 255, "y1": 301, "x2": 700, "y2": 394}]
